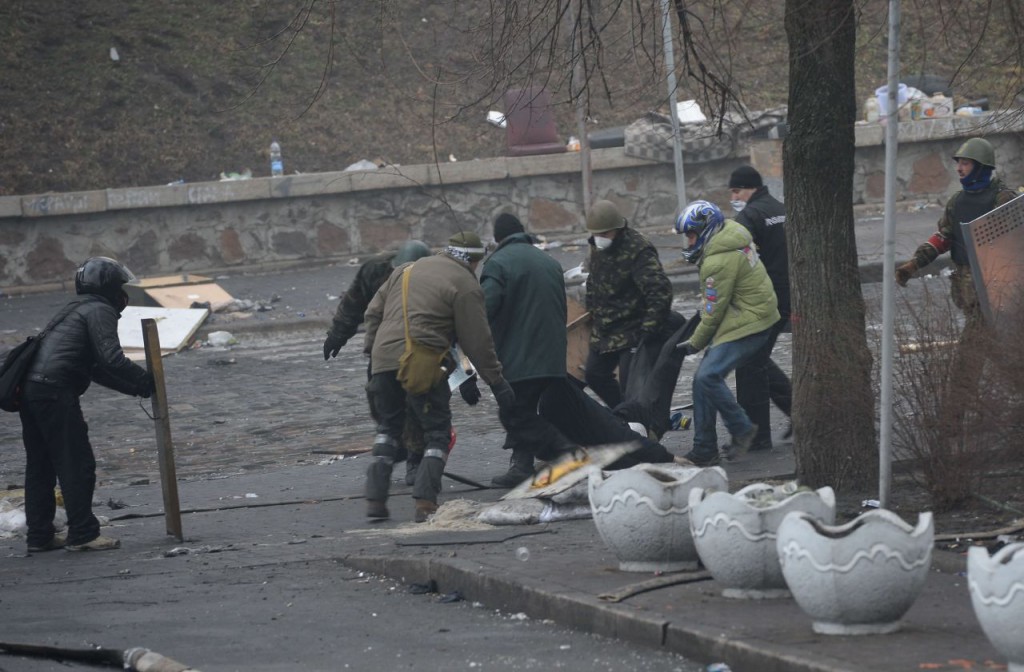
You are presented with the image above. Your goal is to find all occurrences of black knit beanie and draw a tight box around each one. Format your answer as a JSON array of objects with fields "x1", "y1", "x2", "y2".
[
  {"x1": 728, "y1": 165, "x2": 763, "y2": 189},
  {"x1": 493, "y1": 213, "x2": 525, "y2": 242}
]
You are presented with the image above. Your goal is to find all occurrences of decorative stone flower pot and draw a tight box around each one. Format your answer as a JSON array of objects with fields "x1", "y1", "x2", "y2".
[
  {"x1": 689, "y1": 482, "x2": 836, "y2": 599},
  {"x1": 776, "y1": 509, "x2": 933, "y2": 635},
  {"x1": 588, "y1": 464, "x2": 727, "y2": 572},
  {"x1": 968, "y1": 542, "x2": 1024, "y2": 671}
]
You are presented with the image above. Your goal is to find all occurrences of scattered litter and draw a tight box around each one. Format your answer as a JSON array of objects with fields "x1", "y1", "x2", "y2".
[
  {"x1": 862, "y1": 499, "x2": 881, "y2": 509},
  {"x1": 343, "y1": 159, "x2": 379, "y2": 172},
  {"x1": 448, "y1": 154, "x2": 457, "y2": 162},
  {"x1": 509, "y1": 612, "x2": 529, "y2": 621},
  {"x1": 538, "y1": 501, "x2": 591, "y2": 522},
  {"x1": 163, "y1": 544, "x2": 234, "y2": 557},
  {"x1": 109, "y1": 47, "x2": 120, "y2": 62},
  {"x1": 206, "y1": 331, "x2": 238, "y2": 347},
  {"x1": 409, "y1": 580, "x2": 438, "y2": 595},
  {"x1": 106, "y1": 498, "x2": 129, "y2": 510},
  {"x1": 0, "y1": 503, "x2": 27, "y2": 538},
  {"x1": 486, "y1": 111, "x2": 507, "y2": 128},
  {"x1": 515, "y1": 546, "x2": 531, "y2": 562},
  {"x1": 706, "y1": 663, "x2": 732, "y2": 672},
  {"x1": 219, "y1": 169, "x2": 252, "y2": 181},
  {"x1": 563, "y1": 265, "x2": 588, "y2": 283},
  {"x1": 347, "y1": 258, "x2": 361, "y2": 266},
  {"x1": 438, "y1": 590, "x2": 464, "y2": 603},
  {"x1": 208, "y1": 358, "x2": 237, "y2": 366},
  {"x1": 536, "y1": 240, "x2": 563, "y2": 250},
  {"x1": 245, "y1": 493, "x2": 258, "y2": 499},
  {"x1": 478, "y1": 499, "x2": 546, "y2": 526}
]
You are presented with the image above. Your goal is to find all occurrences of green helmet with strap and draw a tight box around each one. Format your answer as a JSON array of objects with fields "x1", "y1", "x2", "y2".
[{"x1": 953, "y1": 137, "x2": 995, "y2": 168}]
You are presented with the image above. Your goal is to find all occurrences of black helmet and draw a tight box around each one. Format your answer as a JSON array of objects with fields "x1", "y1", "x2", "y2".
[{"x1": 75, "y1": 257, "x2": 136, "y2": 306}]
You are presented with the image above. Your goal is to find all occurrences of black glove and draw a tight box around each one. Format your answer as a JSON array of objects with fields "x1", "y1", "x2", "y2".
[
  {"x1": 675, "y1": 341, "x2": 696, "y2": 356},
  {"x1": 459, "y1": 378, "x2": 481, "y2": 406},
  {"x1": 490, "y1": 379, "x2": 516, "y2": 414},
  {"x1": 323, "y1": 333, "x2": 347, "y2": 360},
  {"x1": 138, "y1": 372, "x2": 155, "y2": 399}
]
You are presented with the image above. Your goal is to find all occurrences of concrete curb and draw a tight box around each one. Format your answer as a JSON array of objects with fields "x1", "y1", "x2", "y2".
[{"x1": 342, "y1": 554, "x2": 855, "y2": 672}]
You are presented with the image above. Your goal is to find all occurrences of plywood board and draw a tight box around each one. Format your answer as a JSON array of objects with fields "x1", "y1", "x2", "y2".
[
  {"x1": 144, "y1": 283, "x2": 234, "y2": 311},
  {"x1": 566, "y1": 304, "x2": 591, "y2": 382},
  {"x1": 118, "y1": 307, "x2": 209, "y2": 355},
  {"x1": 134, "y1": 274, "x2": 213, "y2": 288}
]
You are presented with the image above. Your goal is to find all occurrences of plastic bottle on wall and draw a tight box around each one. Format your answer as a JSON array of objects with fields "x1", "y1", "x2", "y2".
[
  {"x1": 864, "y1": 97, "x2": 880, "y2": 123},
  {"x1": 270, "y1": 140, "x2": 283, "y2": 177}
]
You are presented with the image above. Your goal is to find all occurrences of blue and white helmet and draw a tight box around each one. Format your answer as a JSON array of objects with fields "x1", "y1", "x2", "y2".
[{"x1": 675, "y1": 200, "x2": 724, "y2": 264}]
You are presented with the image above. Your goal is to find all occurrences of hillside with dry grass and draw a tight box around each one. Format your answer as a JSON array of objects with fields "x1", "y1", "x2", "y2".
[{"x1": 1, "y1": 0, "x2": 1019, "y2": 196}]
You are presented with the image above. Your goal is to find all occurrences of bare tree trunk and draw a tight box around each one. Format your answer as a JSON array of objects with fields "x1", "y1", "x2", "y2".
[{"x1": 784, "y1": 0, "x2": 877, "y2": 490}]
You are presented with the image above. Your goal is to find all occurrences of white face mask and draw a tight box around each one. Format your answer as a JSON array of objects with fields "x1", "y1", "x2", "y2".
[
  {"x1": 593, "y1": 236, "x2": 613, "y2": 250},
  {"x1": 730, "y1": 200, "x2": 747, "y2": 212}
]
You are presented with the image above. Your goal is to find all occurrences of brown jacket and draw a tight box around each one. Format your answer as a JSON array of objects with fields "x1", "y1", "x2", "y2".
[{"x1": 363, "y1": 253, "x2": 504, "y2": 386}]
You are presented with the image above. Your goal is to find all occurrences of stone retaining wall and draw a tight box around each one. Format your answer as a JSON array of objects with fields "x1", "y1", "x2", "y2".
[{"x1": 2, "y1": 114, "x2": 1021, "y2": 289}]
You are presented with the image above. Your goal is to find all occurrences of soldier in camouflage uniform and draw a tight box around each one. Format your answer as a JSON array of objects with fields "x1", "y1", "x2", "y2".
[
  {"x1": 896, "y1": 136, "x2": 1018, "y2": 418},
  {"x1": 584, "y1": 200, "x2": 673, "y2": 408}
]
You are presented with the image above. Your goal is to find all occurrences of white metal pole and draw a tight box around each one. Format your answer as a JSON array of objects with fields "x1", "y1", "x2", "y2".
[
  {"x1": 569, "y1": 0, "x2": 592, "y2": 213},
  {"x1": 660, "y1": 0, "x2": 686, "y2": 208},
  {"x1": 879, "y1": 0, "x2": 901, "y2": 508}
]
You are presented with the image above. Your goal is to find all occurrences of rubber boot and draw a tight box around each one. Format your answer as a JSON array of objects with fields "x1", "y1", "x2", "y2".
[
  {"x1": 368, "y1": 432, "x2": 399, "y2": 522},
  {"x1": 412, "y1": 454, "x2": 445, "y2": 507},
  {"x1": 491, "y1": 449, "x2": 534, "y2": 488}
]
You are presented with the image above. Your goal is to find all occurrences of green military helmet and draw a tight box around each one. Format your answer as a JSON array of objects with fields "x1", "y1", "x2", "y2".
[
  {"x1": 586, "y1": 200, "x2": 627, "y2": 234},
  {"x1": 392, "y1": 240, "x2": 431, "y2": 267},
  {"x1": 953, "y1": 137, "x2": 995, "y2": 168}
]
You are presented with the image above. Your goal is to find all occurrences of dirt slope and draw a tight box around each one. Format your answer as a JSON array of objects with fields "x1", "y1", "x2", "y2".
[{"x1": 0, "y1": 0, "x2": 1017, "y2": 196}]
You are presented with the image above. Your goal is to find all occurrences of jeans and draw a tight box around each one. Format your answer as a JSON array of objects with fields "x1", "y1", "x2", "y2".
[{"x1": 691, "y1": 330, "x2": 772, "y2": 458}]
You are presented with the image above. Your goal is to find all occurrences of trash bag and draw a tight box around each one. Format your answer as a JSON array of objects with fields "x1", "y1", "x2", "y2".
[
  {"x1": 614, "y1": 310, "x2": 699, "y2": 439},
  {"x1": 537, "y1": 378, "x2": 674, "y2": 468}
]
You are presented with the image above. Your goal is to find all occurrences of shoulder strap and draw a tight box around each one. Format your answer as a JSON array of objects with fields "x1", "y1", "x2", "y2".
[
  {"x1": 400, "y1": 265, "x2": 414, "y2": 349},
  {"x1": 39, "y1": 300, "x2": 81, "y2": 339}
]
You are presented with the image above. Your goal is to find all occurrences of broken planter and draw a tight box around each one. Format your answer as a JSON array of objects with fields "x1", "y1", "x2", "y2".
[
  {"x1": 776, "y1": 508, "x2": 933, "y2": 635},
  {"x1": 968, "y1": 541, "x2": 1024, "y2": 671},
  {"x1": 588, "y1": 464, "x2": 727, "y2": 572},
  {"x1": 689, "y1": 482, "x2": 836, "y2": 599}
]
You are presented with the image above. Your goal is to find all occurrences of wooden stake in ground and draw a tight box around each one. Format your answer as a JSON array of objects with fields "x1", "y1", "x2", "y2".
[{"x1": 141, "y1": 318, "x2": 183, "y2": 541}]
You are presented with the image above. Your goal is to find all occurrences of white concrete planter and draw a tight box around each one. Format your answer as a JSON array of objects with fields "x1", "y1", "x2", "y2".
[
  {"x1": 968, "y1": 542, "x2": 1024, "y2": 671},
  {"x1": 588, "y1": 464, "x2": 727, "y2": 572},
  {"x1": 689, "y1": 482, "x2": 836, "y2": 599},
  {"x1": 776, "y1": 509, "x2": 933, "y2": 635}
]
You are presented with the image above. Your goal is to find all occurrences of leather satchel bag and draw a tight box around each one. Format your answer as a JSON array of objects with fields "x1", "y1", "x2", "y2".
[{"x1": 395, "y1": 265, "x2": 449, "y2": 395}]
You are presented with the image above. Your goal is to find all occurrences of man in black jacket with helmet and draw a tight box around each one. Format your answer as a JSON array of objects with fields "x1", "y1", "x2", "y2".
[{"x1": 20, "y1": 256, "x2": 154, "y2": 553}]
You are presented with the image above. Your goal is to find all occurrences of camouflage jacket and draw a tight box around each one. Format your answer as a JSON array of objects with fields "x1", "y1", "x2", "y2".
[
  {"x1": 326, "y1": 252, "x2": 396, "y2": 345},
  {"x1": 586, "y1": 225, "x2": 672, "y2": 352},
  {"x1": 911, "y1": 178, "x2": 1017, "y2": 269}
]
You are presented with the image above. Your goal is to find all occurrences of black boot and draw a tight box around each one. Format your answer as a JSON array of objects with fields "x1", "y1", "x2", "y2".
[{"x1": 491, "y1": 449, "x2": 534, "y2": 488}]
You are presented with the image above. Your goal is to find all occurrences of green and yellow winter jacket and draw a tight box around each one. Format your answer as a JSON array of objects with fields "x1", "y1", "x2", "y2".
[{"x1": 689, "y1": 219, "x2": 779, "y2": 351}]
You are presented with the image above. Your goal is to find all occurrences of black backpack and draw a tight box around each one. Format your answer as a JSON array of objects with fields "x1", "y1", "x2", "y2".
[{"x1": 0, "y1": 303, "x2": 79, "y2": 412}]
